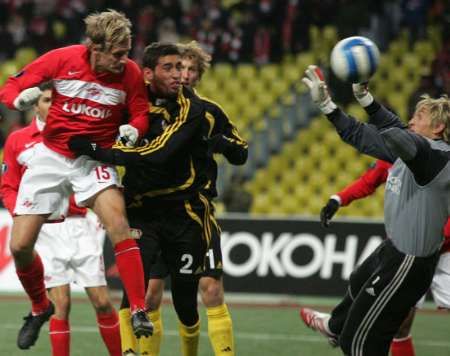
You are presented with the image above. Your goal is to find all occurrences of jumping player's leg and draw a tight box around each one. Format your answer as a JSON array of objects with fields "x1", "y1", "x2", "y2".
[
  {"x1": 87, "y1": 187, "x2": 151, "y2": 337},
  {"x1": 11, "y1": 214, "x2": 54, "y2": 350},
  {"x1": 10, "y1": 214, "x2": 50, "y2": 311}
]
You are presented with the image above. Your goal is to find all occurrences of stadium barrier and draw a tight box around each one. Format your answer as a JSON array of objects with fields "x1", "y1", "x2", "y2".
[
  {"x1": 102, "y1": 214, "x2": 385, "y2": 297},
  {"x1": 0, "y1": 209, "x2": 384, "y2": 296}
]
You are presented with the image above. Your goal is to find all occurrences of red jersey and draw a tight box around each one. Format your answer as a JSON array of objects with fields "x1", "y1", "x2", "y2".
[
  {"x1": 0, "y1": 118, "x2": 86, "y2": 217},
  {"x1": 336, "y1": 159, "x2": 450, "y2": 253},
  {"x1": 0, "y1": 45, "x2": 149, "y2": 158}
]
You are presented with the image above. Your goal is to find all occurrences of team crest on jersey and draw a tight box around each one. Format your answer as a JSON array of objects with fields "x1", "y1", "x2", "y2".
[
  {"x1": 86, "y1": 86, "x2": 103, "y2": 98},
  {"x1": 1, "y1": 163, "x2": 7, "y2": 174}
]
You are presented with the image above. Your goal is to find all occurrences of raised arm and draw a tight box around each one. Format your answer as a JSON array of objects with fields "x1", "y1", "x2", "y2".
[
  {"x1": 69, "y1": 98, "x2": 204, "y2": 166},
  {"x1": 302, "y1": 65, "x2": 396, "y2": 162},
  {"x1": 380, "y1": 127, "x2": 449, "y2": 185}
]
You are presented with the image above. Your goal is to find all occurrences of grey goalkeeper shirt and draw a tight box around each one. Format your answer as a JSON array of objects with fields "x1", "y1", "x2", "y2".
[{"x1": 327, "y1": 102, "x2": 450, "y2": 257}]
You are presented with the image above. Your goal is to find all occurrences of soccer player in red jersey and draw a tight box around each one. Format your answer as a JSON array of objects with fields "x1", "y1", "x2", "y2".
[
  {"x1": 1, "y1": 83, "x2": 121, "y2": 355},
  {"x1": 0, "y1": 10, "x2": 151, "y2": 350},
  {"x1": 319, "y1": 160, "x2": 450, "y2": 356}
]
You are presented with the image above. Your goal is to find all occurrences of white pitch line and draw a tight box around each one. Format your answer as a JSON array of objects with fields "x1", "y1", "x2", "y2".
[{"x1": 2, "y1": 324, "x2": 450, "y2": 348}]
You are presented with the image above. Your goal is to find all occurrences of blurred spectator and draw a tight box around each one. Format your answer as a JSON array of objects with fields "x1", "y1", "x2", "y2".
[
  {"x1": 408, "y1": 72, "x2": 442, "y2": 118},
  {"x1": 217, "y1": 16, "x2": 243, "y2": 63},
  {"x1": 157, "y1": 18, "x2": 180, "y2": 43},
  {"x1": 400, "y1": 0, "x2": 431, "y2": 47},
  {"x1": 253, "y1": 24, "x2": 271, "y2": 65},
  {"x1": 431, "y1": 35, "x2": 450, "y2": 95}
]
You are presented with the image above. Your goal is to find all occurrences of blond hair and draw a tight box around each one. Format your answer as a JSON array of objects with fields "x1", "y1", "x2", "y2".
[
  {"x1": 178, "y1": 41, "x2": 211, "y2": 79},
  {"x1": 415, "y1": 94, "x2": 450, "y2": 142},
  {"x1": 84, "y1": 9, "x2": 131, "y2": 51}
]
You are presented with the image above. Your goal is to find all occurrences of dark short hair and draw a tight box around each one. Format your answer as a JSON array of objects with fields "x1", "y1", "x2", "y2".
[
  {"x1": 142, "y1": 42, "x2": 180, "y2": 69},
  {"x1": 39, "y1": 81, "x2": 53, "y2": 91}
]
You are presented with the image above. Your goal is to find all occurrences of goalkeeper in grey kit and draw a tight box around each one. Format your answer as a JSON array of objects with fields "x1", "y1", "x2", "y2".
[{"x1": 300, "y1": 65, "x2": 450, "y2": 356}]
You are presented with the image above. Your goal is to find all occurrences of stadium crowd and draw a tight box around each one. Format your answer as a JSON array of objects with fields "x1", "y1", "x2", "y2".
[{"x1": 0, "y1": 0, "x2": 448, "y2": 65}]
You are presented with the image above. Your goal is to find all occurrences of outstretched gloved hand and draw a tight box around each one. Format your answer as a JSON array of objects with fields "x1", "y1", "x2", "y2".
[
  {"x1": 352, "y1": 82, "x2": 374, "y2": 107},
  {"x1": 302, "y1": 65, "x2": 337, "y2": 115}
]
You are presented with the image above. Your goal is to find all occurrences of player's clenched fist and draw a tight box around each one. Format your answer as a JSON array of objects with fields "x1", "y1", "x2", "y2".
[{"x1": 13, "y1": 87, "x2": 42, "y2": 111}]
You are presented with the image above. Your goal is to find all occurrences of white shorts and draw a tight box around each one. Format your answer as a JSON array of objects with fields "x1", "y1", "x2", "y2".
[
  {"x1": 15, "y1": 143, "x2": 120, "y2": 220},
  {"x1": 35, "y1": 210, "x2": 107, "y2": 289},
  {"x1": 416, "y1": 252, "x2": 450, "y2": 309}
]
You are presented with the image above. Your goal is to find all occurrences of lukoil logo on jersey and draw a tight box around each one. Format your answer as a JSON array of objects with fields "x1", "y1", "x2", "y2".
[{"x1": 62, "y1": 102, "x2": 112, "y2": 119}]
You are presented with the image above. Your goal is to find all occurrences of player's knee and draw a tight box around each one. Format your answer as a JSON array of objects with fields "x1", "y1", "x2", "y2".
[
  {"x1": 91, "y1": 295, "x2": 114, "y2": 314},
  {"x1": 199, "y1": 277, "x2": 223, "y2": 306},
  {"x1": 146, "y1": 288, "x2": 163, "y2": 311},
  {"x1": 9, "y1": 239, "x2": 33, "y2": 259},
  {"x1": 53, "y1": 295, "x2": 71, "y2": 318}
]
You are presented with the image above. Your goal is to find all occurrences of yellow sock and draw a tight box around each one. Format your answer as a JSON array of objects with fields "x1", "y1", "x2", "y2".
[
  {"x1": 207, "y1": 304, "x2": 234, "y2": 356},
  {"x1": 139, "y1": 309, "x2": 163, "y2": 356},
  {"x1": 119, "y1": 308, "x2": 138, "y2": 354},
  {"x1": 178, "y1": 319, "x2": 200, "y2": 356}
]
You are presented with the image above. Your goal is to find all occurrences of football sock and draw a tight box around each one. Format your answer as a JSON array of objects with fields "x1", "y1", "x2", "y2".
[
  {"x1": 97, "y1": 310, "x2": 121, "y2": 356},
  {"x1": 178, "y1": 319, "x2": 200, "y2": 356},
  {"x1": 16, "y1": 253, "x2": 50, "y2": 315},
  {"x1": 49, "y1": 317, "x2": 70, "y2": 356},
  {"x1": 206, "y1": 304, "x2": 234, "y2": 356},
  {"x1": 114, "y1": 239, "x2": 145, "y2": 312},
  {"x1": 119, "y1": 308, "x2": 137, "y2": 354},
  {"x1": 139, "y1": 309, "x2": 163, "y2": 355},
  {"x1": 391, "y1": 335, "x2": 415, "y2": 356}
]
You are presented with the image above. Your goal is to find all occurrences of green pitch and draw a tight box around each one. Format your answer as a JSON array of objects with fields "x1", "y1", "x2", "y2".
[{"x1": 0, "y1": 295, "x2": 448, "y2": 356}]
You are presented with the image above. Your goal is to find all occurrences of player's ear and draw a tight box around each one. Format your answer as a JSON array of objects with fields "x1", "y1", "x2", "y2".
[{"x1": 143, "y1": 67, "x2": 154, "y2": 83}]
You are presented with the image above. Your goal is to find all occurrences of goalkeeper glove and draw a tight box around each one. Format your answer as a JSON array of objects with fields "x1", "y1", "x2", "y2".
[
  {"x1": 352, "y1": 82, "x2": 374, "y2": 107},
  {"x1": 13, "y1": 87, "x2": 42, "y2": 111},
  {"x1": 302, "y1": 65, "x2": 337, "y2": 115},
  {"x1": 320, "y1": 196, "x2": 341, "y2": 228},
  {"x1": 119, "y1": 124, "x2": 139, "y2": 147}
]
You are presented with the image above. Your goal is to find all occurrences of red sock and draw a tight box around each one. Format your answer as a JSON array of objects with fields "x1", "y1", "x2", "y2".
[
  {"x1": 49, "y1": 317, "x2": 70, "y2": 356},
  {"x1": 16, "y1": 254, "x2": 50, "y2": 314},
  {"x1": 97, "y1": 311, "x2": 121, "y2": 356},
  {"x1": 391, "y1": 335, "x2": 415, "y2": 356},
  {"x1": 114, "y1": 239, "x2": 145, "y2": 312}
]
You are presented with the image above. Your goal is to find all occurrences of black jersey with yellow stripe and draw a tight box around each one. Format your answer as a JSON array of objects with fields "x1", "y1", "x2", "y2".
[
  {"x1": 197, "y1": 92, "x2": 248, "y2": 199},
  {"x1": 111, "y1": 86, "x2": 209, "y2": 207}
]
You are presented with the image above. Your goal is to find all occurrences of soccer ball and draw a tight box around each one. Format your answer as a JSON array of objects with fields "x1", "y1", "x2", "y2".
[{"x1": 330, "y1": 36, "x2": 380, "y2": 83}]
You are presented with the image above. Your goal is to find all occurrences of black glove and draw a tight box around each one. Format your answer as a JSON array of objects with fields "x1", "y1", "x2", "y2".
[
  {"x1": 320, "y1": 198, "x2": 340, "y2": 228},
  {"x1": 68, "y1": 136, "x2": 100, "y2": 158},
  {"x1": 207, "y1": 134, "x2": 232, "y2": 155}
]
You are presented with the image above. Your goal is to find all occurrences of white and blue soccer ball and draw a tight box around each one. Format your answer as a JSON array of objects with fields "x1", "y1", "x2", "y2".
[{"x1": 330, "y1": 36, "x2": 380, "y2": 83}]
